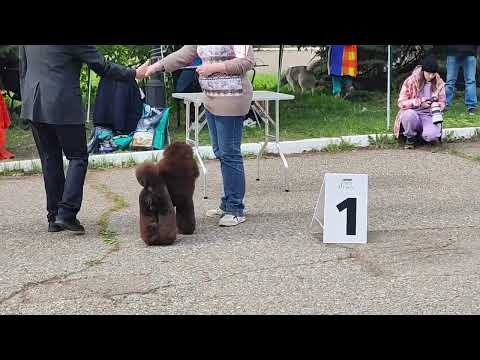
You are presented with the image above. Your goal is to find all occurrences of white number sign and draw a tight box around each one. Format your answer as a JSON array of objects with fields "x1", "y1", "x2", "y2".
[{"x1": 311, "y1": 173, "x2": 368, "y2": 244}]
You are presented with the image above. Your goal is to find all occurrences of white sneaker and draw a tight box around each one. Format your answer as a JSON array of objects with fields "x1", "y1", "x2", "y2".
[
  {"x1": 219, "y1": 214, "x2": 246, "y2": 227},
  {"x1": 243, "y1": 118, "x2": 257, "y2": 128},
  {"x1": 206, "y1": 208, "x2": 225, "y2": 218}
]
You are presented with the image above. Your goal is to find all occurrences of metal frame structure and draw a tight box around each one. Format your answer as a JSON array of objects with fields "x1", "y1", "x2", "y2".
[{"x1": 172, "y1": 90, "x2": 294, "y2": 199}]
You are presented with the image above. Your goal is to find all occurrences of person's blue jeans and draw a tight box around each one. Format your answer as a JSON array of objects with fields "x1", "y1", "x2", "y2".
[
  {"x1": 446, "y1": 55, "x2": 477, "y2": 110},
  {"x1": 206, "y1": 110, "x2": 245, "y2": 217}
]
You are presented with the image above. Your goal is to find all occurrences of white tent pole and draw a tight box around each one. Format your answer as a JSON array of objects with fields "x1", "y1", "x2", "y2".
[
  {"x1": 387, "y1": 45, "x2": 391, "y2": 130},
  {"x1": 86, "y1": 69, "x2": 92, "y2": 123}
]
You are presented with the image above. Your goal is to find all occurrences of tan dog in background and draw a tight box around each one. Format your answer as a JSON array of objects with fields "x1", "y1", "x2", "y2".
[{"x1": 281, "y1": 65, "x2": 323, "y2": 95}]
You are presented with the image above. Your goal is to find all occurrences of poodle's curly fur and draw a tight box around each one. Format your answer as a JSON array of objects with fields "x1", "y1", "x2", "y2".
[{"x1": 135, "y1": 142, "x2": 199, "y2": 246}]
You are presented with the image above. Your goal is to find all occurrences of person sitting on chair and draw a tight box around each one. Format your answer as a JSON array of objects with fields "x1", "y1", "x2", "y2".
[{"x1": 394, "y1": 56, "x2": 446, "y2": 149}]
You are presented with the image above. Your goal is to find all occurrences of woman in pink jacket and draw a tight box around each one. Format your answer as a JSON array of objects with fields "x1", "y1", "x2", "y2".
[{"x1": 394, "y1": 56, "x2": 446, "y2": 149}]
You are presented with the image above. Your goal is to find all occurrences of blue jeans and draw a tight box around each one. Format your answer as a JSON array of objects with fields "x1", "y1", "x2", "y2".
[
  {"x1": 446, "y1": 55, "x2": 477, "y2": 109},
  {"x1": 206, "y1": 111, "x2": 245, "y2": 217}
]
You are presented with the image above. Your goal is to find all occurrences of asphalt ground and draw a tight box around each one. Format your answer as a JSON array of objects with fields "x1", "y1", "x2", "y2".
[{"x1": 1, "y1": 143, "x2": 479, "y2": 314}]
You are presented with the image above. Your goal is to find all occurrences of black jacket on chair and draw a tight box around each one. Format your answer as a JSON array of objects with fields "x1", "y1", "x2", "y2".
[{"x1": 93, "y1": 77, "x2": 143, "y2": 134}]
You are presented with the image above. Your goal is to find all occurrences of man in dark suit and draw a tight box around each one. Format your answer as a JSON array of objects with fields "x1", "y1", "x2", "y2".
[{"x1": 19, "y1": 45, "x2": 147, "y2": 234}]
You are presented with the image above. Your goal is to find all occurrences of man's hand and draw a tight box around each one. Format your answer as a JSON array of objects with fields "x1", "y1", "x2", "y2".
[{"x1": 196, "y1": 63, "x2": 226, "y2": 77}]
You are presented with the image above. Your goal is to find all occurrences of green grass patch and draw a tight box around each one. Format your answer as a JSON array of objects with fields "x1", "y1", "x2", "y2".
[
  {"x1": 88, "y1": 156, "x2": 139, "y2": 171},
  {"x1": 324, "y1": 140, "x2": 356, "y2": 153},
  {"x1": 0, "y1": 160, "x2": 43, "y2": 177},
  {"x1": 95, "y1": 183, "x2": 129, "y2": 250},
  {"x1": 249, "y1": 73, "x2": 279, "y2": 90},
  {"x1": 167, "y1": 89, "x2": 480, "y2": 147},
  {"x1": 4, "y1": 87, "x2": 480, "y2": 162},
  {"x1": 5, "y1": 127, "x2": 37, "y2": 160},
  {"x1": 368, "y1": 133, "x2": 399, "y2": 148}
]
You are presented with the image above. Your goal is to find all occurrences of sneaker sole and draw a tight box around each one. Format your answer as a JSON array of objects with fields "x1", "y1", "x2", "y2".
[
  {"x1": 219, "y1": 218, "x2": 246, "y2": 227},
  {"x1": 206, "y1": 213, "x2": 225, "y2": 218}
]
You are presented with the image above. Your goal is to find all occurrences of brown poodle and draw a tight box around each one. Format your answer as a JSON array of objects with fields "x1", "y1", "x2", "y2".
[
  {"x1": 136, "y1": 162, "x2": 176, "y2": 246},
  {"x1": 158, "y1": 142, "x2": 200, "y2": 235},
  {"x1": 135, "y1": 142, "x2": 199, "y2": 246}
]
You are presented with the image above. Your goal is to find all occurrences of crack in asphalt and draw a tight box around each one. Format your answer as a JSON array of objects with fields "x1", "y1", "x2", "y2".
[{"x1": 0, "y1": 180, "x2": 128, "y2": 307}]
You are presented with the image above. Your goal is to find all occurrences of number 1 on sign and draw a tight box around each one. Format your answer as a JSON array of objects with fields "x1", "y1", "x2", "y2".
[{"x1": 336, "y1": 198, "x2": 357, "y2": 235}]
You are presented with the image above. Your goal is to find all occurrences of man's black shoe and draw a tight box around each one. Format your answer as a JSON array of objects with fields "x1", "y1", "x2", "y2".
[
  {"x1": 48, "y1": 221, "x2": 64, "y2": 233},
  {"x1": 54, "y1": 218, "x2": 85, "y2": 235}
]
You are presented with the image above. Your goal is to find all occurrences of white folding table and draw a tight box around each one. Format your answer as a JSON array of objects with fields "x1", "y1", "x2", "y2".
[{"x1": 172, "y1": 90, "x2": 295, "y2": 199}]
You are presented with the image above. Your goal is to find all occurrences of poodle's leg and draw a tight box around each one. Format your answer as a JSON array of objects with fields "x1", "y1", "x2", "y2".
[{"x1": 175, "y1": 198, "x2": 196, "y2": 235}]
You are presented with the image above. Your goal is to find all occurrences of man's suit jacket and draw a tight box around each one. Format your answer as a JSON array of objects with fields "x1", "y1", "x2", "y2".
[{"x1": 19, "y1": 45, "x2": 136, "y2": 125}]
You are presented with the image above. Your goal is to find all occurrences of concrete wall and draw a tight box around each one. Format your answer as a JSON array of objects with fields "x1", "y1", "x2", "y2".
[{"x1": 253, "y1": 48, "x2": 319, "y2": 74}]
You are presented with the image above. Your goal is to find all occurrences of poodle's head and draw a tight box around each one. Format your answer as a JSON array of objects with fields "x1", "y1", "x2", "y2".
[{"x1": 163, "y1": 142, "x2": 194, "y2": 162}]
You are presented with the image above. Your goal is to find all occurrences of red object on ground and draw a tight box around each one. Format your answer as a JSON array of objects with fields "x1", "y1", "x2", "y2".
[{"x1": 0, "y1": 92, "x2": 15, "y2": 160}]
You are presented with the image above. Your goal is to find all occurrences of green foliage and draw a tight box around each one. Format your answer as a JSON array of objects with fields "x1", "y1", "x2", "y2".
[
  {"x1": 0, "y1": 45, "x2": 17, "y2": 57},
  {"x1": 80, "y1": 45, "x2": 150, "y2": 112},
  {"x1": 97, "y1": 45, "x2": 151, "y2": 67}
]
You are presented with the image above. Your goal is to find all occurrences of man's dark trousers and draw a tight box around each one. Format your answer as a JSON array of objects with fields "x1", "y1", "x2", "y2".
[{"x1": 30, "y1": 121, "x2": 88, "y2": 222}]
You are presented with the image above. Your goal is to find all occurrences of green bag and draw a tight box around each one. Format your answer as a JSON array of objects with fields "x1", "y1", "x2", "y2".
[
  {"x1": 152, "y1": 107, "x2": 171, "y2": 150},
  {"x1": 112, "y1": 135, "x2": 133, "y2": 150}
]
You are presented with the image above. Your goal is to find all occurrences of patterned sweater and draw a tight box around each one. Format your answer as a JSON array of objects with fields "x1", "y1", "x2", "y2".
[{"x1": 158, "y1": 45, "x2": 255, "y2": 116}]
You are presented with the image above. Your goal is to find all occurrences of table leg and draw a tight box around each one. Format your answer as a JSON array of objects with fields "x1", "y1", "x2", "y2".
[
  {"x1": 275, "y1": 99, "x2": 289, "y2": 192},
  {"x1": 176, "y1": 99, "x2": 181, "y2": 128},
  {"x1": 185, "y1": 100, "x2": 191, "y2": 143},
  {"x1": 256, "y1": 100, "x2": 270, "y2": 181},
  {"x1": 194, "y1": 103, "x2": 208, "y2": 199}
]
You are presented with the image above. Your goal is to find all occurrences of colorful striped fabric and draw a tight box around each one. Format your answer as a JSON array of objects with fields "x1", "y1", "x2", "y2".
[
  {"x1": 328, "y1": 45, "x2": 358, "y2": 77},
  {"x1": 342, "y1": 45, "x2": 357, "y2": 77}
]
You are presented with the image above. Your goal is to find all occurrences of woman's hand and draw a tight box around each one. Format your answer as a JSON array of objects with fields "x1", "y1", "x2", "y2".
[
  {"x1": 145, "y1": 60, "x2": 164, "y2": 78},
  {"x1": 196, "y1": 63, "x2": 226, "y2": 77},
  {"x1": 420, "y1": 101, "x2": 432, "y2": 108},
  {"x1": 420, "y1": 97, "x2": 432, "y2": 108},
  {"x1": 135, "y1": 60, "x2": 150, "y2": 80}
]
